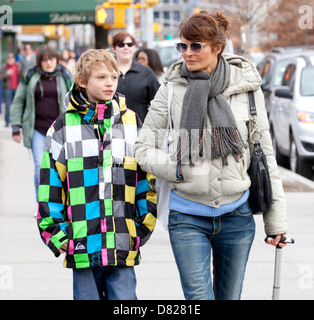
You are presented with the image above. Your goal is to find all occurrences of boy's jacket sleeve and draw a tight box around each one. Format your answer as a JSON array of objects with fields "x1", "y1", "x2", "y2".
[
  {"x1": 133, "y1": 113, "x2": 157, "y2": 246},
  {"x1": 135, "y1": 169, "x2": 157, "y2": 246},
  {"x1": 37, "y1": 127, "x2": 68, "y2": 258}
]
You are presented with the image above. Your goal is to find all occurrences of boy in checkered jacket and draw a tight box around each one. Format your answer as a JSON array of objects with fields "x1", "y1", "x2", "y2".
[{"x1": 37, "y1": 49, "x2": 157, "y2": 300}]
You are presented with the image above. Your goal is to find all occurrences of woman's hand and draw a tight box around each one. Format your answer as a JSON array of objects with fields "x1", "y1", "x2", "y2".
[
  {"x1": 265, "y1": 233, "x2": 287, "y2": 248},
  {"x1": 12, "y1": 133, "x2": 22, "y2": 143}
]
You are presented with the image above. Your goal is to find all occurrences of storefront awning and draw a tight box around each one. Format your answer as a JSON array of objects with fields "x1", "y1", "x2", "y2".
[{"x1": 3, "y1": 0, "x2": 104, "y2": 25}]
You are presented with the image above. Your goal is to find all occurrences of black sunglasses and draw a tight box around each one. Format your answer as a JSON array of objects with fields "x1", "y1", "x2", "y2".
[{"x1": 117, "y1": 42, "x2": 135, "y2": 48}]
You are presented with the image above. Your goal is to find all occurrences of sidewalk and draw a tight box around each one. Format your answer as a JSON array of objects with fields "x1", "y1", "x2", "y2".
[{"x1": 0, "y1": 110, "x2": 313, "y2": 300}]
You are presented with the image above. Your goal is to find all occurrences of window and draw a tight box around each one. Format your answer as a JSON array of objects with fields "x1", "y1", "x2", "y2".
[
  {"x1": 163, "y1": 11, "x2": 170, "y2": 27},
  {"x1": 260, "y1": 61, "x2": 271, "y2": 86},
  {"x1": 300, "y1": 66, "x2": 314, "y2": 96},
  {"x1": 173, "y1": 10, "x2": 180, "y2": 22},
  {"x1": 282, "y1": 64, "x2": 296, "y2": 87},
  {"x1": 274, "y1": 59, "x2": 292, "y2": 86}
]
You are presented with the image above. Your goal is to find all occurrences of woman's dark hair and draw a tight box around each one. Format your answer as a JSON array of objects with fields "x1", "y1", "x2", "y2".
[
  {"x1": 36, "y1": 45, "x2": 60, "y2": 67},
  {"x1": 135, "y1": 48, "x2": 164, "y2": 76},
  {"x1": 179, "y1": 10, "x2": 231, "y2": 57}
]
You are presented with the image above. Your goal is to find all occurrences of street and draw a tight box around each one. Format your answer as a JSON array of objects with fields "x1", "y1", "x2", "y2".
[{"x1": 0, "y1": 110, "x2": 313, "y2": 300}]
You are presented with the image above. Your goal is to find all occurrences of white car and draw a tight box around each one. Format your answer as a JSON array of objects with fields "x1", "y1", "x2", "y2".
[{"x1": 270, "y1": 52, "x2": 314, "y2": 179}]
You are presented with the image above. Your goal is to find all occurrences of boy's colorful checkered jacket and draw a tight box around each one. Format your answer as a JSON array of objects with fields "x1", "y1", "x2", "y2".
[{"x1": 37, "y1": 89, "x2": 157, "y2": 269}]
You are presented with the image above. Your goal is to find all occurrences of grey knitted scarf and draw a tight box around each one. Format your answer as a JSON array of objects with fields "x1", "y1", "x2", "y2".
[{"x1": 176, "y1": 56, "x2": 245, "y2": 166}]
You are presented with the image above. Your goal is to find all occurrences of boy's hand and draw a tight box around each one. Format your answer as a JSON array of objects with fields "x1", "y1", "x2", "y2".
[{"x1": 58, "y1": 242, "x2": 68, "y2": 254}]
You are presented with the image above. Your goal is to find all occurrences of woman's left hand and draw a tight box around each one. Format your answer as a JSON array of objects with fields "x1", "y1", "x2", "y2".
[{"x1": 265, "y1": 233, "x2": 287, "y2": 248}]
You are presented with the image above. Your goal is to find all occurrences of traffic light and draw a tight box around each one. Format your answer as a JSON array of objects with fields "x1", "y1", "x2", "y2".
[{"x1": 95, "y1": 5, "x2": 114, "y2": 26}]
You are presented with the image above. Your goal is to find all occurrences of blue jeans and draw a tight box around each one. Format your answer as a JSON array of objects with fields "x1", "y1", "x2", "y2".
[
  {"x1": 4, "y1": 88, "x2": 16, "y2": 126},
  {"x1": 31, "y1": 129, "x2": 46, "y2": 202},
  {"x1": 73, "y1": 266, "x2": 137, "y2": 300},
  {"x1": 168, "y1": 201, "x2": 255, "y2": 300}
]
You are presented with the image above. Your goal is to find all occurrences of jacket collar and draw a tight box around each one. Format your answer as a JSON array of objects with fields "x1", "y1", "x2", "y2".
[{"x1": 65, "y1": 88, "x2": 127, "y2": 124}]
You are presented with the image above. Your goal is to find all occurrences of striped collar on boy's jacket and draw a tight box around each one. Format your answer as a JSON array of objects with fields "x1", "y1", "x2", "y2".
[{"x1": 64, "y1": 88, "x2": 127, "y2": 124}]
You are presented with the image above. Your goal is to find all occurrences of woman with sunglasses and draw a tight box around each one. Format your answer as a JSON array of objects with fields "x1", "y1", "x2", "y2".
[
  {"x1": 135, "y1": 11, "x2": 288, "y2": 300},
  {"x1": 112, "y1": 32, "x2": 160, "y2": 122}
]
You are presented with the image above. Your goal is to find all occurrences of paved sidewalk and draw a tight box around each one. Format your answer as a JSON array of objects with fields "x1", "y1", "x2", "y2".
[{"x1": 0, "y1": 111, "x2": 313, "y2": 300}]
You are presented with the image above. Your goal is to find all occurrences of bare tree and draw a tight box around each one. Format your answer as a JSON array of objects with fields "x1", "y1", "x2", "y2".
[
  {"x1": 199, "y1": 0, "x2": 279, "y2": 55},
  {"x1": 259, "y1": 0, "x2": 314, "y2": 51}
]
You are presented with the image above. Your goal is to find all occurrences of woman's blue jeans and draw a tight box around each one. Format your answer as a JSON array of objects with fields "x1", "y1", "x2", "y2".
[
  {"x1": 73, "y1": 266, "x2": 137, "y2": 300},
  {"x1": 168, "y1": 202, "x2": 255, "y2": 300},
  {"x1": 4, "y1": 88, "x2": 16, "y2": 126},
  {"x1": 31, "y1": 129, "x2": 46, "y2": 202}
]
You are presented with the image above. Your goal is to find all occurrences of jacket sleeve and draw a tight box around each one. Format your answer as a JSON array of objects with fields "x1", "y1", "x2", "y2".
[
  {"x1": 135, "y1": 169, "x2": 157, "y2": 246},
  {"x1": 134, "y1": 114, "x2": 157, "y2": 246},
  {"x1": 10, "y1": 81, "x2": 27, "y2": 128},
  {"x1": 0, "y1": 65, "x2": 8, "y2": 81},
  {"x1": 135, "y1": 83, "x2": 178, "y2": 182},
  {"x1": 37, "y1": 125, "x2": 68, "y2": 257},
  {"x1": 250, "y1": 89, "x2": 288, "y2": 236}
]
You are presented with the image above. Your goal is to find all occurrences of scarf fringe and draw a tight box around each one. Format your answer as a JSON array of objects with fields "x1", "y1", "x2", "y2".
[
  {"x1": 173, "y1": 127, "x2": 246, "y2": 166},
  {"x1": 212, "y1": 126, "x2": 246, "y2": 165}
]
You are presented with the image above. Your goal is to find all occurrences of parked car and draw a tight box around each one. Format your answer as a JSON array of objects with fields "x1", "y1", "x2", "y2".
[
  {"x1": 269, "y1": 52, "x2": 314, "y2": 179},
  {"x1": 152, "y1": 39, "x2": 182, "y2": 70},
  {"x1": 258, "y1": 46, "x2": 314, "y2": 117}
]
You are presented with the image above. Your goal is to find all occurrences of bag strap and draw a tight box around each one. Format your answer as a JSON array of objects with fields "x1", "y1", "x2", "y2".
[
  {"x1": 166, "y1": 82, "x2": 173, "y2": 134},
  {"x1": 248, "y1": 91, "x2": 262, "y2": 143}
]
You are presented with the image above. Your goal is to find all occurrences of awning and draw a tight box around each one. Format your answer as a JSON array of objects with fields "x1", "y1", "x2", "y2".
[{"x1": 2, "y1": 0, "x2": 104, "y2": 25}]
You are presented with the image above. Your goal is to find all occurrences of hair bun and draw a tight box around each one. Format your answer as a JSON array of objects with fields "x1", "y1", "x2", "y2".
[{"x1": 214, "y1": 10, "x2": 231, "y2": 33}]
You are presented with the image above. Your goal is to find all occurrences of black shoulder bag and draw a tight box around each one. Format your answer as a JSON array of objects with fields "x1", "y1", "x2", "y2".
[{"x1": 248, "y1": 91, "x2": 272, "y2": 214}]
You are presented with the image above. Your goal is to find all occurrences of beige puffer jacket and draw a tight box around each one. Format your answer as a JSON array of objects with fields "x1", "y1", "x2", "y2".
[{"x1": 135, "y1": 53, "x2": 287, "y2": 236}]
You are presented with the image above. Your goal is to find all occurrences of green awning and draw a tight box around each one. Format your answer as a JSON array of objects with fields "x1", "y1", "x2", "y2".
[{"x1": 1, "y1": 0, "x2": 105, "y2": 24}]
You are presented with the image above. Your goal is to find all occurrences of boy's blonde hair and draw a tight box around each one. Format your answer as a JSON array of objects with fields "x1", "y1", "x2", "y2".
[{"x1": 73, "y1": 49, "x2": 119, "y2": 90}]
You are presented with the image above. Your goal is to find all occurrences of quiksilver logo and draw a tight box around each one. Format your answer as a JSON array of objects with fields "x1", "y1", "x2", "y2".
[{"x1": 75, "y1": 242, "x2": 86, "y2": 250}]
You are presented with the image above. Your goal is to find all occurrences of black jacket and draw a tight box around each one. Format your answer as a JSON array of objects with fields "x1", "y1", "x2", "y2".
[{"x1": 117, "y1": 61, "x2": 160, "y2": 122}]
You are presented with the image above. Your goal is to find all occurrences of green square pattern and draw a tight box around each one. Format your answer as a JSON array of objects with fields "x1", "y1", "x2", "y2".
[
  {"x1": 72, "y1": 220, "x2": 87, "y2": 238},
  {"x1": 65, "y1": 112, "x2": 81, "y2": 126},
  {"x1": 104, "y1": 199, "x2": 112, "y2": 216},
  {"x1": 38, "y1": 185, "x2": 50, "y2": 203},
  {"x1": 40, "y1": 151, "x2": 51, "y2": 169},
  {"x1": 68, "y1": 158, "x2": 84, "y2": 172},
  {"x1": 106, "y1": 232, "x2": 115, "y2": 249},
  {"x1": 103, "y1": 150, "x2": 112, "y2": 167},
  {"x1": 69, "y1": 187, "x2": 86, "y2": 206},
  {"x1": 74, "y1": 253, "x2": 90, "y2": 269}
]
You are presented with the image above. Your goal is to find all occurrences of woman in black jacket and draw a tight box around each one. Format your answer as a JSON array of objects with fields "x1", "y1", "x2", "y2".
[{"x1": 112, "y1": 32, "x2": 160, "y2": 122}]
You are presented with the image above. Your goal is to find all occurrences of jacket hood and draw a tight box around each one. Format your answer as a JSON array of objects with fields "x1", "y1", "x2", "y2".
[
  {"x1": 163, "y1": 53, "x2": 262, "y2": 98},
  {"x1": 64, "y1": 88, "x2": 127, "y2": 124}
]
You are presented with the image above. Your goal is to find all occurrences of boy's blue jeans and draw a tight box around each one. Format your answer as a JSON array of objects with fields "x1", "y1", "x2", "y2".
[
  {"x1": 73, "y1": 266, "x2": 137, "y2": 300},
  {"x1": 168, "y1": 202, "x2": 255, "y2": 300}
]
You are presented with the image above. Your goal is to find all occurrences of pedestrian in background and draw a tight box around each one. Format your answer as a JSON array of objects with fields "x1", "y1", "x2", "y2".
[
  {"x1": 19, "y1": 43, "x2": 36, "y2": 77},
  {"x1": 61, "y1": 48, "x2": 76, "y2": 76},
  {"x1": 135, "y1": 11, "x2": 288, "y2": 300},
  {"x1": 11, "y1": 44, "x2": 72, "y2": 205},
  {"x1": 135, "y1": 47, "x2": 165, "y2": 83},
  {"x1": 0, "y1": 52, "x2": 20, "y2": 127},
  {"x1": 112, "y1": 32, "x2": 160, "y2": 122},
  {"x1": 37, "y1": 49, "x2": 156, "y2": 300}
]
